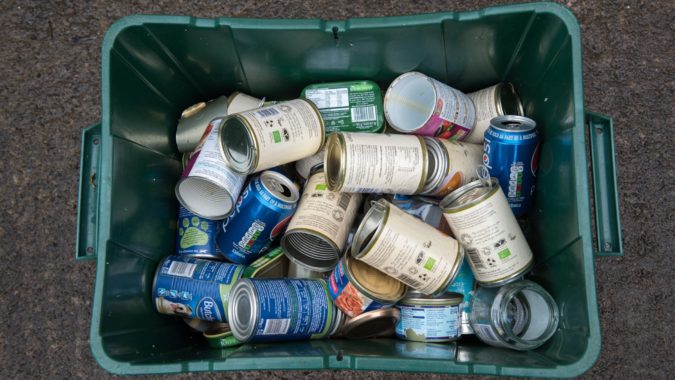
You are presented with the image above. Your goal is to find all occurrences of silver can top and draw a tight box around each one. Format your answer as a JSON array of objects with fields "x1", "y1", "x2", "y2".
[
  {"x1": 260, "y1": 170, "x2": 300, "y2": 204},
  {"x1": 489, "y1": 115, "x2": 536, "y2": 133},
  {"x1": 227, "y1": 278, "x2": 257, "y2": 342},
  {"x1": 341, "y1": 308, "x2": 401, "y2": 339},
  {"x1": 439, "y1": 178, "x2": 499, "y2": 212}
]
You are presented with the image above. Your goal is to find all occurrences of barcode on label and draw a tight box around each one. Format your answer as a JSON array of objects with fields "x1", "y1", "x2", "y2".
[
  {"x1": 466, "y1": 248, "x2": 485, "y2": 269},
  {"x1": 397, "y1": 273, "x2": 423, "y2": 289},
  {"x1": 338, "y1": 193, "x2": 352, "y2": 211},
  {"x1": 168, "y1": 261, "x2": 197, "y2": 278},
  {"x1": 257, "y1": 108, "x2": 280, "y2": 118},
  {"x1": 351, "y1": 106, "x2": 377, "y2": 122},
  {"x1": 262, "y1": 318, "x2": 291, "y2": 335}
]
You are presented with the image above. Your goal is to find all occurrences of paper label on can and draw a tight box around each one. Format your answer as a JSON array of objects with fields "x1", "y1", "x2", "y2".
[
  {"x1": 395, "y1": 304, "x2": 461, "y2": 341},
  {"x1": 442, "y1": 188, "x2": 533, "y2": 284},
  {"x1": 358, "y1": 202, "x2": 461, "y2": 295},
  {"x1": 250, "y1": 279, "x2": 334, "y2": 342},
  {"x1": 465, "y1": 85, "x2": 501, "y2": 144},
  {"x1": 304, "y1": 82, "x2": 384, "y2": 133},
  {"x1": 328, "y1": 258, "x2": 392, "y2": 317},
  {"x1": 340, "y1": 133, "x2": 425, "y2": 194},
  {"x1": 419, "y1": 78, "x2": 475, "y2": 140},
  {"x1": 239, "y1": 100, "x2": 323, "y2": 172},
  {"x1": 228, "y1": 93, "x2": 263, "y2": 115},
  {"x1": 175, "y1": 205, "x2": 223, "y2": 257},
  {"x1": 295, "y1": 148, "x2": 325, "y2": 180},
  {"x1": 287, "y1": 172, "x2": 362, "y2": 252},
  {"x1": 153, "y1": 256, "x2": 244, "y2": 322},
  {"x1": 431, "y1": 140, "x2": 483, "y2": 197}
]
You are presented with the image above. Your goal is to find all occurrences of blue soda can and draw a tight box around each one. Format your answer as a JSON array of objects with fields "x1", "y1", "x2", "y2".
[
  {"x1": 152, "y1": 255, "x2": 244, "y2": 322},
  {"x1": 446, "y1": 259, "x2": 476, "y2": 335},
  {"x1": 216, "y1": 171, "x2": 300, "y2": 265},
  {"x1": 175, "y1": 205, "x2": 224, "y2": 260},
  {"x1": 482, "y1": 115, "x2": 540, "y2": 216},
  {"x1": 228, "y1": 278, "x2": 337, "y2": 343}
]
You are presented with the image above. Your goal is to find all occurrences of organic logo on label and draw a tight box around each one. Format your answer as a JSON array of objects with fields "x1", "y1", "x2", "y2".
[
  {"x1": 424, "y1": 257, "x2": 436, "y2": 270},
  {"x1": 197, "y1": 297, "x2": 221, "y2": 322},
  {"x1": 273, "y1": 130, "x2": 282, "y2": 143},
  {"x1": 315, "y1": 184, "x2": 327, "y2": 191},
  {"x1": 497, "y1": 249, "x2": 511, "y2": 260}
]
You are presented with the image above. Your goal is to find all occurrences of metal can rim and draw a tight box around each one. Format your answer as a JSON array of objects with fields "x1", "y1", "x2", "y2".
[
  {"x1": 439, "y1": 178, "x2": 499, "y2": 213},
  {"x1": 489, "y1": 115, "x2": 536, "y2": 134},
  {"x1": 399, "y1": 291, "x2": 464, "y2": 306},
  {"x1": 281, "y1": 229, "x2": 341, "y2": 272},
  {"x1": 384, "y1": 71, "x2": 435, "y2": 134},
  {"x1": 325, "y1": 132, "x2": 346, "y2": 191},
  {"x1": 227, "y1": 278, "x2": 257, "y2": 342},
  {"x1": 343, "y1": 253, "x2": 407, "y2": 303},
  {"x1": 175, "y1": 175, "x2": 235, "y2": 220},
  {"x1": 218, "y1": 114, "x2": 259, "y2": 174},
  {"x1": 350, "y1": 198, "x2": 390, "y2": 260},
  {"x1": 341, "y1": 308, "x2": 401, "y2": 339}
]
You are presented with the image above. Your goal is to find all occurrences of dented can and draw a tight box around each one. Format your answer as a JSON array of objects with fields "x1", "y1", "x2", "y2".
[
  {"x1": 176, "y1": 96, "x2": 229, "y2": 153},
  {"x1": 384, "y1": 72, "x2": 475, "y2": 140},
  {"x1": 351, "y1": 199, "x2": 464, "y2": 295},
  {"x1": 325, "y1": 132, "x2": 428, "y2": 194},
  {"x1": 464, "y1": 83, "x2": 524, "y2": 144},
  {"x1": 440, "y1": 178, "x2": 534, "y2": 287},
  {"x1": 395, "y1": 290, "x2": 463, "y2": 342},
  {"x1": 218, "y1": 99, "x2": 325, "y2": 175},
  {"x1": 423, "y1": 137, "x2": 483, "y2": 197}
]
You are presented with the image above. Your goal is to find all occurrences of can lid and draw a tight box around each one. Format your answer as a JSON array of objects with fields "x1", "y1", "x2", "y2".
[
  {"x1": 260, "y1": 171, "x2": 300, "y2": 204},
  {"x1": 421, "y1": 137, "x2": 447, "y2": 194},
  {"x1": 227, "y1": 279, "x2": 257, "y2": 342},
  {"x1": 489, "y1": 115, "x2": 536, "y2": 133},
  {"x1": 308, "y1": 162, "x2": 325, "y2": 177},
  {"x1": 181, "y1": 102, "x2": 206, "y2": 119},
  {"x1": 325, "y1": 133, "x2": 345, "y2": 191},
  {"x1": 439, "y1": 178, "x2": 499, "y2": 212},
  {"x1": 400, "y1": 290, "x2": 463, "y2": 306},
  {"x1": 496, "y1": 83, "x2": 525, "y2": 117},
  {"x1": 347, "y1": 254, "x2": 406, "y2": 302},
  {"x1": 341, "y1": 308, "x2": 401, "y2": 339},
  {"x1": 351, "y1": 198, "x2": 388, "y2": 260}
]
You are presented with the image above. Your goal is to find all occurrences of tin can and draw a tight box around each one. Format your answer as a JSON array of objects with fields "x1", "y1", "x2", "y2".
[
  {"x1": 282, "y1": 166, "x2": 362, "y2": 271},
  {"x1": 464, "y1": 83, "x2": 524, "y2": 144},
  {"x1": 226, "y1": 92, "x2": 265, "y2": 115},
  {"x1": 287, "y1": 260, "x2": 328, "y2": 279},
  {"x1": 469, "y1": 280, "x2": 559, "y2": 351},
  {"x1": 294, "y1": 147, "x2": 325, "y2": 180},
  {"x1": 175, "y1": 119, "x2": 246, "y2": 219},
  {"x1": 216, "y1": 171, "x2": 299, "y2": 265},
  {"x1": 176, "y1": 96, "x2": 229, "y2": 153},
  {"x1": 351, "y1": 199, "x2": 464, "y2": 295},
  {"x1": 175, "y1": 205, "x2": 223, "y2": 260},
  {"x1": 341, "y1": 308, "x2": 400, "y2": 339},
  {"x1": 384, "y1": 72, "x2": 476, "y2": 140},
  {"x1": 152, "y1": 255, "x2": 244, "y2": 322},
  {"x1": 227, "y1": 278, "x2": 337, "y2": 343},
  {"x1": 482, "y1": 115, "x2": 540, "y2": 216},
  {"x1": 218, "y1": 99, "x2": 325, "y2": 175},
  {"x1": 301, "y1": 80, "x2": 385, "y2": 134},
  {"x1": 445, "y1": 259, "x2": 476, "y2": 335},
  {"x1": 423, "y1": 137, "x2": 483, "y2": 197},
  {"x1": 395, "y1": 290, "x2": 463, "y2": 342},
  {"x1": 328, "y1": 253, "x2": 406, "y2": 318},
  {"x1": 203, "y1": 324, "x2": 242, "y2": 348},
  {"x1": 241, "y1": 246, "x2": 289, "y2": 278},
  {"x1": 325, "y1": 132, "x2": 428, "y2": 194},
  {"x1": 440, "y1": 178, "x2": 534, "y2": 287}
]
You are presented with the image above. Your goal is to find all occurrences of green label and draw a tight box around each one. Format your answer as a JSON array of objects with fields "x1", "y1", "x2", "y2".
[
  {"x1": 178, "y1": 217, "x2": 209, "y2": 249},
  {"x1": 272, "y1": 130, "x2": 282, "y2": 143},
  {"x1": 424, "y1": 257, "x2": 436, "y2": 270},
  {"x1": 498, "y1": 249, "x2": 511, "y2": 260},
  {"x1": 242, "y1": 247, "x2": 284, "y2": 278},
  {"x1": 315, "y1": 183, "x2": 327, "y2": 191}
]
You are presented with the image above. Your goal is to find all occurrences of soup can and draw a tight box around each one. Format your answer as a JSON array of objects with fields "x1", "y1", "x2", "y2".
[
  {"x1": 422, "y1": 137, "x2": 483, "y2": 197},
  {"x1": 384, "y1": 72, "x2": 475, "y2": 140},
  {"x1": 218, "y1": 99, "x2": 325, "y2": 175},
  {"x1": 464, "y1": 83, "x2": 524, "y2": 144},
  {"x1": 351, "y1": 199, "x2": 464, "y2": 295},
  {"x1": 395, "y1": 290, "x2": 463, "y2": 342},
  {"x1": 440, "y1": 178, "x2": 534, "y2": 287},
  {"x1": 294, "y1": 147, "x2": 325, "y2": 180},
  {"x1": 176, "y1": 96, "x2": 229, "y2": 153},
  {"x1": 325, "y1": 132, "x2": 428, "y2": 194}
]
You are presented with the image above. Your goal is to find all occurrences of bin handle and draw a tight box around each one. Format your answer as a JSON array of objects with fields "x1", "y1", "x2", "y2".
[
  {"x1": 76, "y1": 123, "x2": 101, "y2": 261},
  {"x1": 586, "y1": 112, "x2": 623, "y2": 256}
]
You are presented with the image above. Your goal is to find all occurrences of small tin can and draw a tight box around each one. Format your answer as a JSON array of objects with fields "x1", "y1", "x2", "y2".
[
  {"x1": 325, "y1": 132, "x2": 428, "y2": 194},
  {"x1": 226, "y1": 92, "x2": 265, "y2": 115},
  {"x1": 287, "y1": 260, "x2": 328, "y2": 279},
  {"x1": 203, "y1": 324, "x2": 242, "y2": 348},
  {"x1": 422, "y1": 137, "x2": 483, "y2": 197},
  {"x1": 294, "y1": 147, "x2": 325, "y2": 181},
  {"x1": 445, "y1": 259, "x2": 476, "y2": 335},
  {"x1": 395, "y1": 290, "x2": 463, "y2": 342},
  {"x1": 152, "y1": 255, "x2": 244, "y2": 322},
  {"x1": 282, "y1": 165, "x2": 362, "y2": 271},
  {"x1": 301, "y1": 80, "x2": 385, "y2": 134},
  {"x1": 176, "y1": 96, "x2": 229, "y2": 153},
  {"x1": 351, "y1": 199, "x2": 465, "y2": 295},
  {"x1": 175, "y1": 205, "x2": 223, "y2": 260},
  {"x1": 218, "y1": 99, "x2": 325, "y2": 175},
  {"x1": 482, "y1": 115, "x2": 540, "y2": 216},
  {"x1": 440, "y1": 178, "x2": 534, "y2": 287},
  {"x1": 384, "y1": 72, "x2": 476, "y2": 140},
  {"x1": 341, "y1": 308, "x2": 401, "y2": 339},
  {"x1": 175, "y1": 119, "x2": 246, "y2": 219},
  {"x1": 464, "y1": 83, "x2": 524, "y2": 144},
  {"x1": 227, "y1": 278, "x2": 337, "y2": 343},
  {"x1": 241, "y1": 246, "x2": 289, "y2": 278},
  {"x1": 328, "y1": 253, "x2": 407, "y2": 318},
  {"x1": 216, "y1": 171, "x2": 299, "y2": 265}
]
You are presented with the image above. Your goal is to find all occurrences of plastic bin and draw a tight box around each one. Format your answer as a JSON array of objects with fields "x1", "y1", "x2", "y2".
[{"x1": 76, "y1": 2, "x2": 622, "y2": 377}]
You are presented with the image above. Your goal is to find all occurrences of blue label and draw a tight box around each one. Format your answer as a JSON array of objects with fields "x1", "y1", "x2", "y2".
[
  {"x1": 175, "y1": 205, "x2": 223, "y2": 258},
  {"x1": 249, "y1": 279, "x2": 334, "y2": 343},
  {"x1": 395, "y1": 304, "x2": 461, "y2": 341},
  {"x1": 217, "y1": 176, "x2": 297, "y2": 265},
  {"x1": 446, "y1": 259, "x2": 474, "y2": 296},
  {"x1": 153, "y1": 255, "x2": 244, "y2": 322}
]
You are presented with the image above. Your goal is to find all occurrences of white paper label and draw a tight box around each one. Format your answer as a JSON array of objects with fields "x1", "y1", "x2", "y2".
[
  {"x1": 442, "y1": 187, "x2": 532, "y2": 284},
  {"x1": 295, "y1": 148, "x2": 325, "y2": 179},
  {"x1": 465, "y1": 85, "x2": 500, "y2": 144},
  {"x1": 431, "y1": 78, "x2": 476, "y2": 130},
  {"x1": 357, "y1": 202, "x2": 461, "y2": 295},
  {"x1": 340, "y1": 133, "x2": 425, "y2": 194},
  {"x1": 431, "y1": 140, "x2": 483, "y2": 196},
  {"x1": 188, "y1": 122, "x2": 246, "y2": 194}
]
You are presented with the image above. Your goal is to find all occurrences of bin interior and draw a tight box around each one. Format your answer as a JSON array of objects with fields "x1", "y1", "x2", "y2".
[{"x1": 92, "y1": 3, "x2": 599, "y2": 377}]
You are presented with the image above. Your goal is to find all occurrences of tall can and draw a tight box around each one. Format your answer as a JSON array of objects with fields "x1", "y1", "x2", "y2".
[
  {"x1": 325, "y1": 132, "x2": 428, "y2": 195},
  {"x1": 176, "y1": 96, "x2": 229, "y2": 153},
  {"x1": 440, "y1": 178, "x2": 534, "y2": 287},
  {"x1": 152, "y1": 255, "x2": 244, "y2": 322},
  {"x1": 226, "y1": 92, "x2": 265, "y2": 115},
  {"x1": 227, "y1": 278, "x2": 337, "y2": 343},
  {"x1": 282, "y1": 165, "x2": 362, "y2": 271},
  {"x1": 175, "y1": 118, "x2": 246, "y2": 219},
  {"x1": 422, "y1": 137, "x2": 483, "y2": 197},
  {"x1": 216, "y1": 171, "x2": 299, "y2": 265},
  {"x1": 384, "y1": 72, "x2": 476, "y2": 140},
  {"x1": 218, "y1": 99, "x2": 325, "y2": 175},
  {"x1": 464, "y1": 83, "x2": 524, "y2": 144},
  {"x1": 175, "y1": 205, "x2": 224, "y2": 260},
  {"x1": 482, "y1": 115, "x2": 540, "y2": 216},
  {"x1": 351, "y1": 199, "x2": 464, "y2": 296},
  {"x1": 445, "y1": 259, "x2": 476, "y2": 335}
]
